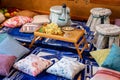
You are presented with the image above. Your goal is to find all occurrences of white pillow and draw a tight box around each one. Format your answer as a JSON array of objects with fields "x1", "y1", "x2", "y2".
[
  {"x1": 32, "y1": 15, "x2": 50, "y2": 24},
  {"x1": 46, "y1": 57, "x2": 85, "y2": 79},
  {"x1": 20, "y1": 23, "x2": 41, "y2": 33}
]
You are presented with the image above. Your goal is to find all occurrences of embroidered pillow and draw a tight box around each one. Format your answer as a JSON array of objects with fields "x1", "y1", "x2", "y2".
[
  {"x1": 90, "y1": 49, "x2": 110, "y2": 66},
  {"x1": 0, "y1": 34, "x2": 30, "y2": 58},
  {"x1": 102, "y1": 44, "x2": 120, "y2": 72},
  {"x1": 90, "y1": 67, "x2": 120, "y2": 80},
  {"x1": 2, "y1": 16, "x2": 33, "y2": 28},
  {"x1": 46, "y1": 57, "x2": 85, "y2": 80},
  {"x1": 13, "y1": 54, "x2": 52, "y2": 76},
  {"x1": 0, "y1": 54, "x2": 16, "y2": 76},
  {"x1": 20, "y1": 23, "x2": 41, "y2": 33}
]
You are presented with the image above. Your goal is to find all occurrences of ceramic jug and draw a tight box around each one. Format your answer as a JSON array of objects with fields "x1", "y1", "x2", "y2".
[{"x1": 50, "y1": 4, "x2": 71, "y2": 27}]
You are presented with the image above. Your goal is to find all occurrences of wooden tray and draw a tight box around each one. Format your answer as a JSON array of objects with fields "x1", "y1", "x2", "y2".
[{"x1": 35, "y1": 28, "x2": 84, "y2": 43}]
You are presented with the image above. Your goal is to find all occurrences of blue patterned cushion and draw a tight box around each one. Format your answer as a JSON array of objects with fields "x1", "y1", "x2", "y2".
[
  {"x1": 0, "y1": 34, "x2": 30, "y2": 58},
  {"x1": 47, "y1": 57, "x2": 85, "y2": 79},
  {"x1": 102, "y1": 44, "x2": 120, "y2": 72}
]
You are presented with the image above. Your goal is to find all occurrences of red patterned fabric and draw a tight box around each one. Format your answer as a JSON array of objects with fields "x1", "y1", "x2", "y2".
[
  {"x1": 13, "y1": 54, "x2": 52, "y2": 76},
  {"x1": 2, "y1": 16, "x2": 33, "y2": 28}
]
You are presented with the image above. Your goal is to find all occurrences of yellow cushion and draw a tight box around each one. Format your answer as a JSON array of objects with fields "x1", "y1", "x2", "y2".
[{"x1": 90, "y1": 49, "x2": 110, "y2": 66}]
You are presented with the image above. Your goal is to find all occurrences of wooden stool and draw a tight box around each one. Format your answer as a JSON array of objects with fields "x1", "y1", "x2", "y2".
[
  {"x1": 86, "y1": 8, "x2": 112, "y2": 32},
  {"x1": 94, "y1": 24, "x2": 120, "y2": 49}
]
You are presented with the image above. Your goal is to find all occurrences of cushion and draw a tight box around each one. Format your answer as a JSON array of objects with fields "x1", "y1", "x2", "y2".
[
  {"x1": 46, "y1": 57, "x2": 85, "y2": 80},
  {"x1": 2, "y1": 16, "x2": 33, "y2": 28},
  {"x1": 0, "y1": 54, "x2": 16, "y2": 76},
  {"x1": 115, "y1": 19, "x2": 120, "y2": 26},
  {"x1": 90, "y1": 49, "x2": 110, "y2": 66},
  {"x1": 31, "y1": 15, "x2": 50, "y2": 24},
  {"x1": 90, "y1": 67, "x2": 120, "y2": 80},
  {"x1": 16, "y1": 10, "x2": 38, "y2": 18},
  {"x1": 13, "y1": 54, "x2": 52, "y2": 76},
  {"x1": 102, "y1": 44, "x2": 120, "y2": 72},
  {"x1": 20, "y1": 23, "x2": 41, "y2": 33},
  {"x1": 0, "y1": 34, "x2": 30, "y2": 58},
  {"x1": 0, "y1": 12, "x2": 5, "y2": 23},
  {"x1": 0, "y1": 33, "x2": 8, "y2": 43}
]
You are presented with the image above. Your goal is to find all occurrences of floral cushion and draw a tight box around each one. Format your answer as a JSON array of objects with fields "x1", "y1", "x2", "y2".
[
  {"x1": 13, "y1": 54, "x2": 53, "y2": 76},
  {"x1": 90, "y1": 67, "x2": 120, "y2": 80},
  {"x1": 2, "y1": 16, "x2": 33, "y2": 28},
  {"x1": 46, "y1": 57, "x2": 85, "y2": 80},
  {"x1": 0, "y1": 54, "x2": 16, "y2": 76}
]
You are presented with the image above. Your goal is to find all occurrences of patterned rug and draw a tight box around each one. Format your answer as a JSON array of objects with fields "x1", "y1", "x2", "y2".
[
  {"x1": 0, "y1": 21, "x2": 97, "y2": 80},
  {"x1": 3, "y1": 47, "x2": 98, "y2": 80}
]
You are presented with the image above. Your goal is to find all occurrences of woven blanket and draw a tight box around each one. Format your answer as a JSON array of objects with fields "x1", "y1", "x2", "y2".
[{"x1": 3, "y1": 47, "x2": 98, "y2": 80}]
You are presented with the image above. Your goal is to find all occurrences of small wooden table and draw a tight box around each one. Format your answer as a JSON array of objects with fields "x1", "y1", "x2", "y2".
[{"x1": 29, "y1": 29, "x2": 88, "y2": 58}]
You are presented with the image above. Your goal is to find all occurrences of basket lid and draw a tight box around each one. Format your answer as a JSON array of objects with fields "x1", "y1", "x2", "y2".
[{"x1": 50, "y1": 6, "x2": 70, "y2": 14}]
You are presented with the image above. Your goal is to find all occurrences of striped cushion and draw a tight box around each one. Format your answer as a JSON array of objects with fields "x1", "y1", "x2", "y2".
[{"x1": 90, "y1": 67, "x2": 120, "y2": 80}]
